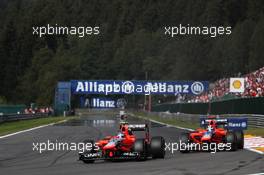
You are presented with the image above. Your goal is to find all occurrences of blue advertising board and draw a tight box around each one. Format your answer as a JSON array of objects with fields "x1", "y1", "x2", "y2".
[
  {"x1": 226, "y1": 118, "x2": 248, "y2": 130},
  {"x1": 79, "y1": 97, "x2": 127, "y2": 108},
  {"x1": 71, "y1": 80, "x2": 209, "y2": 95},
  {"x1": 200, "y1": 117, "x2": 248, "y2": 130},
  {"x1": 91, "y1": 98, "x2": 116, "y2": 108}
]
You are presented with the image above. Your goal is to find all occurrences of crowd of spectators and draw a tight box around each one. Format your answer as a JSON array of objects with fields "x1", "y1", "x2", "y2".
[
  {"x1": 186, "y1": 67, "x2": 264, "y2": 103},
  {"x1": 24, "y1": 107, "x2": 54, "y2": 115}
]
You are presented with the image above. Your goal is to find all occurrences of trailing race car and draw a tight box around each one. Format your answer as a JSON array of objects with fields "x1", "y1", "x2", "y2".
[
  {"x1": 79, "y1": 123, "x2": 165, "y2": 163},
  {"x1": 179, "y1": 116, "x2": 247, "y2": 153},
  {"x1": 118, "y1": 110, "x2": 128, "y2": 124}
]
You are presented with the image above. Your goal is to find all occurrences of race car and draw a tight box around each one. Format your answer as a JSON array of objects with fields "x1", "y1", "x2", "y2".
[
  {"x1": 118, "y1": 110, "x2": 128, "y2": 124},
  {"x1": 79, "y1": 123, "x2": 165, "y2": 163},
  {"x1": 179, "y1": 116, "x2": 247, "y2": 153}
]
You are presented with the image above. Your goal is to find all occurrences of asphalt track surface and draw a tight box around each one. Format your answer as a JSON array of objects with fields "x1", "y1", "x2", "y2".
[{"x1": 0, "y1": 114, "x2": 263, "y2": 175}]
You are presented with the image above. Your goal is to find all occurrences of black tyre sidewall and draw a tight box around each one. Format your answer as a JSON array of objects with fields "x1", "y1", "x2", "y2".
[
  {"x1": 225, "y1": 131, "x2": 238, "y2": 151},
  {"x1": 150, "y1": 136, "x2": 165, "y2": 159},
  {"x1": 179, "y1": 133, "x2": 190, "y2": 153},
  {"x1": 234, "y1": 130, "x2": 244, "y2": 149},
  {"x1": 134, "y1": 139, "x2": 147, "y2": 160},
  {"x1": 81, "y1": 139, "x2": 96, "y2": 163}
]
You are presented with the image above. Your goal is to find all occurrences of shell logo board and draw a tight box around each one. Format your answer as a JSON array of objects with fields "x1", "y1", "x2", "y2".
[{"x1": 230, "y1": 78, "x2": 245, "y2": 93}]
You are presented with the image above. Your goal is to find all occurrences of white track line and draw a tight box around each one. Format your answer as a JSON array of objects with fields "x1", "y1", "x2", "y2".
[
  {"x1": 244, "y1": 148, "x2": 264, "y2": 155},
  {"x1": 0, "y1": 120, "x2": 67, "y2": 139},
  {"x1": 131, "y1": 113, "x2": 263, "y2": 155},
  {"x1": 0, "y1": 123, "x2": 55, "y2": 139}
]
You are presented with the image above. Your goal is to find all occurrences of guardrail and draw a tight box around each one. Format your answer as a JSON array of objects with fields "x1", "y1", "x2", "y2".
[
  {"x1": 247, "y1": 115, "x2": 264, "y2": 128},
  {"x1": 152, "y1": 97, "x2": 264, "y2": 115},
  {"x1": 0, "y1": 113, "x2": 49, "y2": 124},
  {"x1": 144, "y1": 112, "x2": 264, "y2": 128}
]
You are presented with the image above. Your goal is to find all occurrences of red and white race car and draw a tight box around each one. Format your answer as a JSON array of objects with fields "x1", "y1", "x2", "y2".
[
  {"x1": 179, "y1": 116, "x2": 245, "y2": 153},
  {"x1": 79, "y1": 123, "x2": 165, "y2": 163}
]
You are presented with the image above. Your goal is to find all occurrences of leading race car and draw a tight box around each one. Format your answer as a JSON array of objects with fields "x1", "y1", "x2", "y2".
[
  {"x1": 79, "y1": 123, "x2": 165, "y2": 163},
  {"x1": 179, "y1": 116, "x2": 247, "y2": 153}
]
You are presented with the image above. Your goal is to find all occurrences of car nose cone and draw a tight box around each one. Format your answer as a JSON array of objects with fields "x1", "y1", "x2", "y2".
[
  {"x1": 201, "y1": 135, "x2": 211, "y2": 141},
  {"x1": 103, "y1": 142, "x2": 116, "y2": 150}
]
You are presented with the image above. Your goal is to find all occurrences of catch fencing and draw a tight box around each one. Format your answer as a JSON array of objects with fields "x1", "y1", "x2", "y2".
[
  {"x1": 151, "y1": 97, "x2": 264, "y2": 128},
  {"x1": 152, "y1": 97, "x2": 264, "y2": 115},
  {"x1": 145, "y1": 112, "x2": 264, "y2": 128}
]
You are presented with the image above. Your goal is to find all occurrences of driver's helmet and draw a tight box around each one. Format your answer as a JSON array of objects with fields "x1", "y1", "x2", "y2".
[
  {"x1": 210, "y1": 120, "x2": 216, "y2": 128},
  {"x1": 207, "y1": 125, "x2": 213, "y2": 132},
  {"x1": 207, "y1": 120, "x2": 216, "y2": 132}
]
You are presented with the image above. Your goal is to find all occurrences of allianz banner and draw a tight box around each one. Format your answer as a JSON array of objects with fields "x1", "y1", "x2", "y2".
[
  {"x1": 71, "y1": 80, "x2": 209, "y2": 95},
  {"x1": 91, "y1": 98, "x2": 116, "y2": 108}
]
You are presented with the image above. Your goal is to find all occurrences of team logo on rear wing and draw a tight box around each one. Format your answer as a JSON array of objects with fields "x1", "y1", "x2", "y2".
[
  {"x1": 128, "y1": 124, "x2": 148, "y2": 131},
  {"x1": 200, "y1": 117, "x2": 248, "y2": 130}
]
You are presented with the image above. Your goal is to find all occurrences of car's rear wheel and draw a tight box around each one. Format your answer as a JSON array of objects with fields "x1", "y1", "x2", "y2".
[
  {"x1": 179, "y1": 133, "x2": 190, "y2": 153},
  {"x1": 225, "y1": 131, "x2": 238, "y2": 151},
  {"x1": 150, "y1": 136, "x2": 165, "y2": 159},
  {"x1": 133, "y1": 139, "x2": 147, "y2": 160},
  {"x1": 234, "y1": 130, "x2": 244, "y2": 149}
]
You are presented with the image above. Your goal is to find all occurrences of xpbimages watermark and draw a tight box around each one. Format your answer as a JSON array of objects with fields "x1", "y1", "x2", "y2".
[
  {"x1": 32, "y1": 24, "x2": 100, "y2": 37},
  {"x1": 32, "y1": 140, "x2": 231, "y2": 154},
  {"x1": 165, "y1": 141, "x2": 232, "y2": 154},
  {"x1": 164, "y1": 24, "x2": 232, "y2": 38},
  {"x1": 32, "y1": 140, "x2": 99, "y2": 153}
]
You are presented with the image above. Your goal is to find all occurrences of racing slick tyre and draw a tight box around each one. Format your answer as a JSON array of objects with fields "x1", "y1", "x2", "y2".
[
  {"x1": 80, "y1": 139, "x2": 95, "y2": 163},
  {"x1": 150, "y1": 136, "x2": 165, "y2": 159},
  {"x1": 234, "y1": 130, "x2": 244, "y2": 149},
  {"x1": 225, "y1": 131, "x2": 238, "y2": 151},
  {"x1": 133, "y1": 139, "x2": 147, "y2": 160},
  {"x1": 179, "y1": 133, "x2": 190, "y2": 153}
]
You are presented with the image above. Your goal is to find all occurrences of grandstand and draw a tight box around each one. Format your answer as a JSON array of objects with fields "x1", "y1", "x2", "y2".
[{"x1": 188, "y1": 67, "x2": 264, "y2": 103}]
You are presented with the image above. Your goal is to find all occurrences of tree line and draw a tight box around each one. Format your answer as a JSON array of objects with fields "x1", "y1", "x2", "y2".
[{"x1": 0, "y1": 0, "x2": 263, "y2": 105}]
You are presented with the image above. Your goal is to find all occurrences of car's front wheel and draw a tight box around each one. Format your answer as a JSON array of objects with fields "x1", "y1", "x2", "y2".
[
  {"x1": 80, "y1": 139, "x2": 95, "y2": 163},
  {"x1": 179, "y1": 133, "x2": 190, "y2": 153}
]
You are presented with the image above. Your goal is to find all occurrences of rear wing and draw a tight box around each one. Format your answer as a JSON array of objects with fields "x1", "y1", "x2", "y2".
[
  {"x1": 200, "y1": 117, "x2": 248, "y2": 130},
  {"x1": 120, "y1": 123, "x2": 150, "y2": 143},
  {"x1": 128, "y1": 124, "x2": 149, "y2": 131},
  {"x1": 200, "y1": 118, "x2": 228, "y2": 125}
]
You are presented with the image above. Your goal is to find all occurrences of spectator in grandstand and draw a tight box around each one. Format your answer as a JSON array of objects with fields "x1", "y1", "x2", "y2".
[
  {"x1": 188, "y1": 66, "x2": 264, "y2": 103},
  {"x1": 23, "y1": 106, "x2": 54, "y2": 115},
  {"x1": 24, "y1": 108, "x2": 30, "y2": 114}
]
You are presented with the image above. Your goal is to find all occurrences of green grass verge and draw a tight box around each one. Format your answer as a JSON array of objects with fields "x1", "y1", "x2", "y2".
[
  {"x1": 0, "y1": 116, "x2": 77, "y2": 136},
  {"x1": 134, "y1": 112, "x2": 199, "y2": 129},
  {"x1": 134, "y1": 112, "x2": 264, "y2": 137}
]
